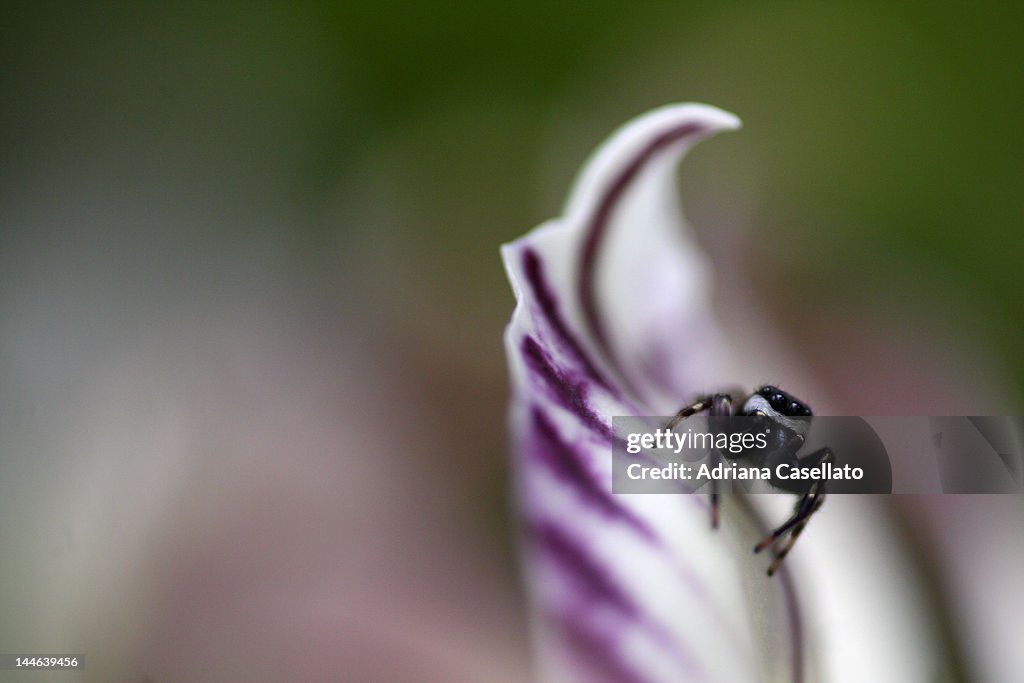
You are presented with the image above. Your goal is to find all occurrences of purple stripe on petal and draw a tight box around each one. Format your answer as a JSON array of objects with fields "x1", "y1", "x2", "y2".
[
  {"x1": 577, "y1": 122, "x2": 707, "y2": 395},
  {"x1": 530, "y1": 406, "x2": 656, "y2": 542},
  {"x1": 536, "y1": 519, "x2": 703, "y2": 681},
  {"x1": 734, "y1": 495, "x2": 806, "y2": 683},
  {"x1": 522, "y1": 248, "x2": 618, "y2": 396},
  {"x1": 533, "y1": 520, "x2": 639, "y2": 618},
  {"x1": 779, "y1": 566, "x2": 805, "y2": 683},
  {"x1": 521, "y1": 335, "x2": 612, "y2": 439},
  {"x1": 554, "y1": 612, "x2": 652, "y2": 683}
]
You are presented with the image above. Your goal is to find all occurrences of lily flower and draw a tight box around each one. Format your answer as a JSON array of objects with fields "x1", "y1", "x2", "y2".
[
  {"x1": 500, "y1": 105, "x2": 945, "y2": 682},
  {"x1": 501, "y1": 104, "x2": 804, "y2": 682}
]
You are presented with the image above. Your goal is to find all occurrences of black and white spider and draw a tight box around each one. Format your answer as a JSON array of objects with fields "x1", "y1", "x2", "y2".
[{"x1": 667, "y1": 385, "x2": 832, "y2": 576}]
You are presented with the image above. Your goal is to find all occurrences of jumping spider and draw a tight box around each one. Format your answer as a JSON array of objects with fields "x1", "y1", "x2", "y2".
[{"x1": 667, "y1": 385, "x2": 833, "y2": 576}]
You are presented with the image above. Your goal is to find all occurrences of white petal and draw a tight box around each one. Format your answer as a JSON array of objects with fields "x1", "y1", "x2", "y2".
[{"x1": 502, "y1": 105, "x2": 806, "y2": 683}]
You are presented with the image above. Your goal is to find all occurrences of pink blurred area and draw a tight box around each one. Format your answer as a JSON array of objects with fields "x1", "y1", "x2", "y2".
[
  {"x1": 0, "y1": 219, "x2": 530, "y2": 680},
  {"x1": 64, "y1": 335, "x2": 525, "y2": 680}
]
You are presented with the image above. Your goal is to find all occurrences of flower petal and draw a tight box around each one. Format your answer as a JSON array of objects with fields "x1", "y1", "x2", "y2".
[
  {"x1": 505, "y1": 104, "x2": 741, "y2": 412},
  {"x1": 503, "y1": 105, "x2": 804, "y2": 683}
]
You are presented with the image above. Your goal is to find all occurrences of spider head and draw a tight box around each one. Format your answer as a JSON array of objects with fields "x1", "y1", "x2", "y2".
[{"x1": 741, "y1": 385, "x2": 813, "y2": 437}]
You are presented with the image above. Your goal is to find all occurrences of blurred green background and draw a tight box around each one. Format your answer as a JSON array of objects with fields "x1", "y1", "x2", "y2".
[
  {"x1": 2, "y1": 2, "x2": 1022, "y2": 678},
  {"x1": 4, "y1": 1, "x2": 1022, "y2": 408}
]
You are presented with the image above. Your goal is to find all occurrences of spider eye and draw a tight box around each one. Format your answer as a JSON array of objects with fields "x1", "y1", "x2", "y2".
[
  {"x1": 759, "y1": 386, "x2": 774, "y2": 398},
  {"x1": 789, "y1": 401, "x2": 801, "y2": 414},
  {"x1": 770, "y1": 393, "x2": 786, "y2": 409}
]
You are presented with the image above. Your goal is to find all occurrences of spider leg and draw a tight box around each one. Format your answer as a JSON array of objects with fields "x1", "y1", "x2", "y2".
[
  {"x1": 765, "y1": 496, "x2": 824, "y2": 576},
  {"x1": 709, "y1": 456, "x2": 720, "y2": 529},
  {"x1": 707, "y1": 395, "x2": 735, "y2": 529},
  {"x1": 665, "y1": 396, "x2": 713, "y2": 430},
  {"x1": 666, "y1": 393, "x2": 733, "y2": 529},
  {"x1": 754, "y1": 446, "x2": 833, "y2": 575}
]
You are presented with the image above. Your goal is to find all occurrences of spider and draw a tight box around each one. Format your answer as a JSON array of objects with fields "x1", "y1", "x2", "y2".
[{"x1": 667, "y1": 385, "x2": 833, "y2": 576}]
